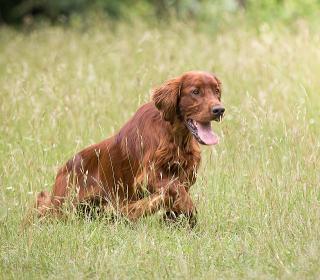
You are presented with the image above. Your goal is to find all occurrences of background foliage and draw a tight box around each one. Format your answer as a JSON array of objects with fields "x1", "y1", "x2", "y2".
[{"x1": 1, "y1": 0, "x2": 320, "y2": 24}]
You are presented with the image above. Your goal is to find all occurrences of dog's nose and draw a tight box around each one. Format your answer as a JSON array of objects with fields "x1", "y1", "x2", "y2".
[{"x1": 212, "y1": 106, "x2": 225, "y2": 118}]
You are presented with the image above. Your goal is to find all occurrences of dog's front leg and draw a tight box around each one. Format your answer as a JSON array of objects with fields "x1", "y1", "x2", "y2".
[
  {"x1": 119, "y1": 192, "x2": 166, "y2": 221},
  {"x1": 120, "y1": 180, "x2": 197, "y2": 226},
  {"x1": 163, "y1": 183, "x2": 197, "y2": 227}
]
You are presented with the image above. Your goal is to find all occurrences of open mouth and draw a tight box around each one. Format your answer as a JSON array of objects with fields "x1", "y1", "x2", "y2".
[{"x1": 185, "y1": 119, "x2": 219, "y2": 145}]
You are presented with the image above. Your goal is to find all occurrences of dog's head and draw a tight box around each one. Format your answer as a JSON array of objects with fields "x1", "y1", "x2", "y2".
[{"x1": 152, "y1": 71, "x2": 224, "y2": 145}]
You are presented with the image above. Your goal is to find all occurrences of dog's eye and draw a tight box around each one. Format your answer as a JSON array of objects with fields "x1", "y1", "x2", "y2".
[{"x1": 192, "y1": 89, "x2": 200, "y2": 96}]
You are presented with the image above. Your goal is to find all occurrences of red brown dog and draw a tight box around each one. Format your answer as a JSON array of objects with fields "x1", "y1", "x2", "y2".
[{"x1": 36, "y1": 71, "x2": 224, "y2": 225}]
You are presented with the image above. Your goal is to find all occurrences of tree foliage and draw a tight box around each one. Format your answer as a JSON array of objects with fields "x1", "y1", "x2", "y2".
[{"x1": 0, "y1": 0, "x2": 319, "y2": 24}]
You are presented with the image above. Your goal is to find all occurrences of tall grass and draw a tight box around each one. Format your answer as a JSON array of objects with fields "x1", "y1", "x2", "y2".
[{"x1": 1, "y1": 18, "x2": 320, "y2": 279}]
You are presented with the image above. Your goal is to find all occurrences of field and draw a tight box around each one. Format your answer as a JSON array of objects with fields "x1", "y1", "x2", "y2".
[{"x1": 1, "y1": 18, "x2": 320, "y2": 279}]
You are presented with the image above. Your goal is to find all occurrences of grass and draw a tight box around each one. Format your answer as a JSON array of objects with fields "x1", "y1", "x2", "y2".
[{"x1": 1, "y1": 18, "x2": 320, "y2": 279}]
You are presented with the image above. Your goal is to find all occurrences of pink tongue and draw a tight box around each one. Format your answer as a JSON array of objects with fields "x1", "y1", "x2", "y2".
[{"x1": 196, "y1": 121, "x2": 219, "y2": 145}]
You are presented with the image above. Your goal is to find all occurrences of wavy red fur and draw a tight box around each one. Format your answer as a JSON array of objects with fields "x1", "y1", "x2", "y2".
[{"x1": 35, "y1": 71, "x2": 224, "y2": 226}]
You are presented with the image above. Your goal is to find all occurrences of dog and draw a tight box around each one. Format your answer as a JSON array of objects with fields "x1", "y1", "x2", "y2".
[{"x1": 36, "y1": 71, "x2": 224, "y2": 226}]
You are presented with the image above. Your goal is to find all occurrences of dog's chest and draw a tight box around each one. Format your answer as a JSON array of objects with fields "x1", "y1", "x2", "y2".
[{"x1": 162, "y1": 145, "x2": 201, "y2": 183}]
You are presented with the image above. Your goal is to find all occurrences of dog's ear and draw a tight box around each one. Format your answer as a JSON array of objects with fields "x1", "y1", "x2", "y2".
[
  {"x1": 210, "y1": 72, "x2": 222, "y2": 91},
  {"x1": 152, "y1": 76, "x2": 181, "y2": 123}
]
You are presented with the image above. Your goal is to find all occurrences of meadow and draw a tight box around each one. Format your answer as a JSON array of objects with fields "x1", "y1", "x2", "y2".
[{"x1": 1, "y1": 17, "x2": 320, "y2": 279}]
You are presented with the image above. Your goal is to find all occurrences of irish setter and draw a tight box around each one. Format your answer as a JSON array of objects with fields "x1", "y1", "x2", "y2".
[{"x1": 36, "y1": 71, "x2": 224, "y2": 226}]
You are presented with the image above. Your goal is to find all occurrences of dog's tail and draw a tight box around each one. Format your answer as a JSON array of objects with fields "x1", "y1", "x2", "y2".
[
  {"x1": 20, "y1": 191, "x2": 53, "y2": 230},
  {"x1": 35, "y1": 191, "x2": 53, "y2": 217}
]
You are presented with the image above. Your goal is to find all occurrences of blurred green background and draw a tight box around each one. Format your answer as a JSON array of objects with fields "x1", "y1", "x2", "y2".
[{"x1": 1, "y1": 0, "x2": 320, "y2": 25}]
